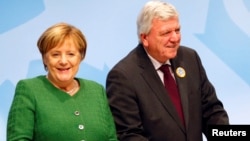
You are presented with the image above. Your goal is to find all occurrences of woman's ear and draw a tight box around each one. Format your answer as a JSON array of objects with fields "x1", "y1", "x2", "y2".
[
  {"x1": 42, "y1": 55, "x2": 48, "y2": 71},
  {"x1": 42, "y1": 55, "x2": 47, "y2": 65}
]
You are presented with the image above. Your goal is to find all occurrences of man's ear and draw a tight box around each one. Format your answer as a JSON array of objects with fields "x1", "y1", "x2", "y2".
[{"x1": 140, "y1": 34, "x2": 148, "y2": 47}]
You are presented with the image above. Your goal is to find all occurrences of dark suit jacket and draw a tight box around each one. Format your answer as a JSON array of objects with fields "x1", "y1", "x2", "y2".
[{"x1": 106, "y1": 44, "x2": 229, "y2": 141}]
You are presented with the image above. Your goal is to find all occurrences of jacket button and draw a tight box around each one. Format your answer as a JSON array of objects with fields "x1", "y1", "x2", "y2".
[
  {"x1": 78, "y1": 124, "x2": 84, "y2": 130},
  {"x1": 75, "y1": 111, "x2": 80, "y2": 116}
]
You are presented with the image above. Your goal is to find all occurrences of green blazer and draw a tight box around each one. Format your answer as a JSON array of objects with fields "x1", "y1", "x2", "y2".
[{"x1": 7, "y1": 75, "x2": 118, "y2": 141}]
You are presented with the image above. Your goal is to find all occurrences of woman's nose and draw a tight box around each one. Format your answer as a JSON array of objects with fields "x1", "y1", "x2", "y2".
[{"x1": 59, "y1": 54, "x2": 68, "y2": 64}]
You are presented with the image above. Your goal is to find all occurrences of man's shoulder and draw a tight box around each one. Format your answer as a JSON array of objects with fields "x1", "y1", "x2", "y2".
[
  {"x1": 179, "y1": 45, "x2": 196, "y2": 52},
  {"x1": 178, "y1": 45, "x2": 198, "y2": 56}
]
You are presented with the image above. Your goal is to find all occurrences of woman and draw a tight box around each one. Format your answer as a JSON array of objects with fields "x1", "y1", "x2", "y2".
[{"x1": 7, "y1": 22, "x2": 118, "y2": 141}]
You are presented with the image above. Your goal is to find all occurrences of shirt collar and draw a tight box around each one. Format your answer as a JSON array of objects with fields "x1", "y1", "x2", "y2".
[{"x1": 147, "y1": 53, "x2": 171, "y2": 70}]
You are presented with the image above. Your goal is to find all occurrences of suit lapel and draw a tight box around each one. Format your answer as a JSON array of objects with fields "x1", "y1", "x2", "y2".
[
  {"x1": 171, "y1": 54, "x2": 190, "y2": 130},
  {"x1": 141, "y1": 69, "x2": 183, "y2": 124},
  {"x1": 136, "y1": 45, "x2": 186, "y2": 131}
]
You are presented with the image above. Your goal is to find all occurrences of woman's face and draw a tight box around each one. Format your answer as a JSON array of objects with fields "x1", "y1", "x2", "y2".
[{"x1": 43, "y1": 38, "x2": 82, "y2": 85}]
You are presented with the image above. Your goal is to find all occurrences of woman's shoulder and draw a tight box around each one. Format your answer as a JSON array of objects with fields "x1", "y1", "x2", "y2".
[
  {"x1": 77, "y1": 78, "x2": 104, "y2": 88},
  {"x1": 18, "y1": 75, "x2": 46, "y2": 83},
  {"x1": 15, "y1": 75, "x2": 48, "y2": 97}
]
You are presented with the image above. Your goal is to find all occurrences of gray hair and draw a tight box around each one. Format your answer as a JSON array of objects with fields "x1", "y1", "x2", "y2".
[{"x1": 136, "y1": 0, "x2": 179, "y2": 42}]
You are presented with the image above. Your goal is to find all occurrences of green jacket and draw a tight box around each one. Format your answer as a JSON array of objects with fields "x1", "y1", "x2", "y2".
[{"x1": 7, "y1": 75, "x2": 118, "y2": 141}]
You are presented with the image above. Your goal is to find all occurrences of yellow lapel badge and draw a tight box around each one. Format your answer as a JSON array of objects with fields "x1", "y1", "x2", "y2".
[{"x1": 176, "y1": 67, "x2": 186, "y2": 78}]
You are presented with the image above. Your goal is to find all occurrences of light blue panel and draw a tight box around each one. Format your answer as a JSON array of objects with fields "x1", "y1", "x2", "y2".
[{"x1": 0, "y1": 0, "x2": 45, "y2": 33}]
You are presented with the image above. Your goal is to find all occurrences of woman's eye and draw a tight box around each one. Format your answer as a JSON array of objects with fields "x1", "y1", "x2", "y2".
[
  {"x1": 52, "y1": 53, "x2": 59, "y2": 56},
  {"x1": 69, "y1": 53, "x2": 75, "y2": 56}
]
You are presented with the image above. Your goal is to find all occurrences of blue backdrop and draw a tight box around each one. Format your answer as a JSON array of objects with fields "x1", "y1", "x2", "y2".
[{"x1": 1, "y1": 0, "x2": 250, "y2": 140}]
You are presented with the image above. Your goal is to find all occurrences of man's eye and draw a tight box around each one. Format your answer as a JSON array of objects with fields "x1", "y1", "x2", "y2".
[
  {"x1": 161, "y1": 32, "x2": 170, "y2": 36},
  {"x1": 175, "y1": 29, "x2": 181, "y2": 33}
]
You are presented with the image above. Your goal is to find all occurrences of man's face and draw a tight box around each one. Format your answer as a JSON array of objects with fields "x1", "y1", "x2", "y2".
[{"x1": 141, "y1": 17, "x2": 181, "y2": 63}]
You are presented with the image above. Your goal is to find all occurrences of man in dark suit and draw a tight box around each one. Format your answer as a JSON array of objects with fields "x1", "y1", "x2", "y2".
[{"x1": 106, "y1": 1, "x2": 229, "y2": 141}]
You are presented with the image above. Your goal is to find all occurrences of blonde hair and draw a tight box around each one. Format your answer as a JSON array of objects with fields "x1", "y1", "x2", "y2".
[{"x1": 37, "y1": 22, "x2": 87, "y2": 70}]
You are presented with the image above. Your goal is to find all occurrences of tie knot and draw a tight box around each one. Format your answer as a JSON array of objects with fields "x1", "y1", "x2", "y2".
[{"x1": 159, "y1": 64, "x2": 171, "y2": 74}]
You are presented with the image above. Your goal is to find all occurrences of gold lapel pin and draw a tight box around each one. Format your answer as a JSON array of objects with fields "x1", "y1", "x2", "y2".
[{"x1": 176, "y1": 67, "x2": 186, "y2": 78}]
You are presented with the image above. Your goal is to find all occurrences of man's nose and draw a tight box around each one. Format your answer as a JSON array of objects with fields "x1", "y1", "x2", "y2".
[{"x1": 169, "y1": 31, "x2": 179, "y2": 41}]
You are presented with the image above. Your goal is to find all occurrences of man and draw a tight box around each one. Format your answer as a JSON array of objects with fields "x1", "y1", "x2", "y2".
[{"x1": 106, "y1": 1, "x2": 229, "y2": 140}]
